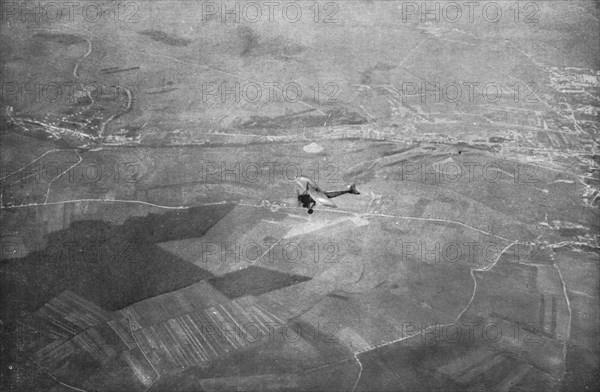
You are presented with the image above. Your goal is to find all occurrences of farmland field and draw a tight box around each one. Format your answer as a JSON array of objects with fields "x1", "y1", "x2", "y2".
[{"x1": 1, "y1": 1, "x2": 598, "y2": 391}]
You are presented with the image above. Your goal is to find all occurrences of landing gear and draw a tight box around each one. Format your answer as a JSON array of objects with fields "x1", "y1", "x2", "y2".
[{"x1": 297, "y1": 191, "x2": 316, "y2": 214}]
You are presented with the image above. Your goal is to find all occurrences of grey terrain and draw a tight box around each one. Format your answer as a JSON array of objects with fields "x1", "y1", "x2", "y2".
[{"x1": 1, "y1": 1, "x2": 598, "y2": 391}]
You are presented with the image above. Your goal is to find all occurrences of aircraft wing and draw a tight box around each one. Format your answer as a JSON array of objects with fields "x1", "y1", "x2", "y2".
[
  {"x1": 295, "y1": 176, "x2": 320, "y2": 192},
  {"x1": 308, "y1": 189, "x2": 337, "y2": 208}
]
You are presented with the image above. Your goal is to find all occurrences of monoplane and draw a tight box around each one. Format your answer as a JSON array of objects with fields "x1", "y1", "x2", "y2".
[{"x1": 295, "y1": 176, "x2": 360, "y2": 214}]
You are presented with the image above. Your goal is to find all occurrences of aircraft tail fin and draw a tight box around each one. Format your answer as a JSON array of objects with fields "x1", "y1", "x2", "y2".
[{"x1": 349, "y1": 183, "x2": 360, "y2": 195}]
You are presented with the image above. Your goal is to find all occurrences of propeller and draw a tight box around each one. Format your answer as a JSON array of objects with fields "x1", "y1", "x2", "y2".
[{"x1": 296, "y1": 187, "x2": 302, "y2": 207}]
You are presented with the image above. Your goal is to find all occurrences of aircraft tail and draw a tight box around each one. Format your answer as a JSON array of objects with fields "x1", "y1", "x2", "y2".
[{"x1": 349, "y1": 183, "x2": 360, "y2": 195}]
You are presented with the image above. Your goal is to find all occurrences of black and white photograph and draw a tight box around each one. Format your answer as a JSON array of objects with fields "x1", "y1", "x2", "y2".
[{"x1": 1, "y1": 1, "x2": 598, "y2": 391}]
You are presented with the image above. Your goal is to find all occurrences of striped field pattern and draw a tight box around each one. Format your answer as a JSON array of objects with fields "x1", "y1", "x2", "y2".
[
  {"x1": 26, "y1": 290, "x2": 111, "y2": 342},
  {"x1": 134, "y1": 296, "x2": 286, "y2": 374}
]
